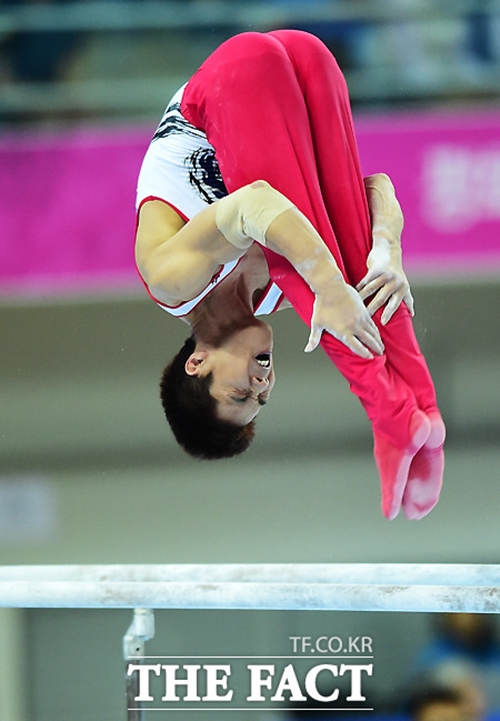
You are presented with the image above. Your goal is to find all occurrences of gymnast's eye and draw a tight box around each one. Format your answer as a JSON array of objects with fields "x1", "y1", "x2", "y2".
[{"x1": 231, "y1": 394, "x2": 249, "y2": 404}]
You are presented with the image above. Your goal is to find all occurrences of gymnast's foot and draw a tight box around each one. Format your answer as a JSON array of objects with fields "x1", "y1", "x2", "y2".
[
  {"x1": 402, "y1": 411, "x2": 446, "y2": 520},
  {"x1": 374, "y1": 410, "x2": 431, "y2": 521}
]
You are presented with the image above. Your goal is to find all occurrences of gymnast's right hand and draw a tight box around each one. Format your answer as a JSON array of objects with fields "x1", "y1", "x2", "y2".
[{"x1": 304, "y1": 282, "x2": 385, "y2": 359}]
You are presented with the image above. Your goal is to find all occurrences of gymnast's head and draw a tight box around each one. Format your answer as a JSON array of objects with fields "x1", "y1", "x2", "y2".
[{"x1": 160, "y1": 322, "x2": 276, "y2": 459}]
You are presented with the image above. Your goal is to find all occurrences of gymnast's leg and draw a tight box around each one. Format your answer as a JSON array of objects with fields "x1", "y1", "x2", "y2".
[{"x1": 268, "y1": 29, "x2": 445, "y2": 519}]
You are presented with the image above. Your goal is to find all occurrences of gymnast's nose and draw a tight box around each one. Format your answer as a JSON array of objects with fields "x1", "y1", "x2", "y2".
[{"x1": 251, "y1": 375, "x2": 269, "y2": 390}]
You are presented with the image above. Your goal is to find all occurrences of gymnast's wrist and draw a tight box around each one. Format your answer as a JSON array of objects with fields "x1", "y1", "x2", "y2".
[{"x1": 307, "y1": 261, "x2": 345, "y2": 297}]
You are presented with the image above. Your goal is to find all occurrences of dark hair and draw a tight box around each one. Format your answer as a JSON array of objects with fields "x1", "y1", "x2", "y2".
[{"x1": 159, "y1": 336, "x2": 255, "y2": 459}]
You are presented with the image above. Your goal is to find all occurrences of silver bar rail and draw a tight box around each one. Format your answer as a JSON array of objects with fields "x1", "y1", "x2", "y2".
[{"x1": 0, "y1": 564, "x2": 499, "y2": 613}]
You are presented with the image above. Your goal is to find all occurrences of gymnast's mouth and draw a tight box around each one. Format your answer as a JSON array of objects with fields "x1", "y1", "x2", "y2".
[{"x1": 255, "y1": 353, "x2": 272, "y2": 369}]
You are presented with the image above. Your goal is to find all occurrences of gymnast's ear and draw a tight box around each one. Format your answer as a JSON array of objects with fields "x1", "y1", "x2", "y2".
[{"x1": 185, "y1": 351, "x2": 209, "y2": 376}]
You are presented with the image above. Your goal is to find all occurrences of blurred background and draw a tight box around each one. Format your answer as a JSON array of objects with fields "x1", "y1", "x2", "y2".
[{"x1": 1, "y1": 1, "x2": 500, "y2": 719}]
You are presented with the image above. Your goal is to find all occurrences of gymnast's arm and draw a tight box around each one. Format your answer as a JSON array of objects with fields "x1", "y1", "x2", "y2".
[
  {"x1": 135, "y1": 186, "x2": 344, "y2": 308},
  {"x1": 357, "y1": 173, "x2": 414, "y2": 324},
  {"x1": 135, "y1": 182, "x2": 383, "y2": 359}
]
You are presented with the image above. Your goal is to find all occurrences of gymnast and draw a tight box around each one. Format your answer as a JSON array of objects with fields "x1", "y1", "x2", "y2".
[{"x1": 134, "y1": 29, "x2": 445, "y2": 521}]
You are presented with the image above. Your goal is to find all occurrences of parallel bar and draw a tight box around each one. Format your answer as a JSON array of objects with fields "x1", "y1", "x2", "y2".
[
  {"x1": 0, "y1": 565, "x2": 498, "y2": 613},
  {"x1": 0, "y1": 563, "x2": 500, "y2": 585}
]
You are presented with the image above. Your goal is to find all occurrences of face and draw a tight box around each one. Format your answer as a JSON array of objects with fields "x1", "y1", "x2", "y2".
[{"x1": 186, "y1": 323, "x2": 276, "y2": 425}]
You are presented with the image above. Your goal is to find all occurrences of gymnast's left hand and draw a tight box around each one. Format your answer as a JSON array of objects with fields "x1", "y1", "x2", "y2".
[{"x1": 356, "y1": 241, "x2": 414, "y2": 325}]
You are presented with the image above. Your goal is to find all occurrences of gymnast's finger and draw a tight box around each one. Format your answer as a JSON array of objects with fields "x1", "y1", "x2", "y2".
[
  {"x1": 358, "y1": 321, "x2": 384, "y2": 355},
  {"x1": 380, "y1": 293, "x2": 403, "y2": 325},
  {"x1": 304, "y1": 325, "x2": 322, "y2": 353},
  {"x1": 357, "y1": 273, "x2": 385, "y2": 301},
  {"x1": 404, "y1": 288, "x2": 415, "y2": 316}
]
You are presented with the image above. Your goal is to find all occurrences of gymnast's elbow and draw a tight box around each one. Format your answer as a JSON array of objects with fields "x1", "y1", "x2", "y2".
[
  {"x1": 247, "y1": 179, "x2": 282, "y2": 201},
  {"x1": 248, "y1": 178, "x2": 271, "y2": 190}
]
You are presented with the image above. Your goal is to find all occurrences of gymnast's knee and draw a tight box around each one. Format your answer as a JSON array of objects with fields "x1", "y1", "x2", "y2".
[
  {"x1": 224, "y1": 31, "x2": 295, "y2": 81},
  {"x1": 269, "y1": 28, "x2": 334, "y2": 59},
  {"x1": 269, "y1": 28, "x2": 344, "y2": 79}
]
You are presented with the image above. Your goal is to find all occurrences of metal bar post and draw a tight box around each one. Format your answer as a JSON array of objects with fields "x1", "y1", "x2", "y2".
[{"x1": 123, "y1": 608, "x2": 155, "y2": 721}]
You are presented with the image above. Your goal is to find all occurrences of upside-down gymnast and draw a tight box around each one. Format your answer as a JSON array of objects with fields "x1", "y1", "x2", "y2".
[{"x1": 134, "y1": 29, "x2": 445, "y2": 521}]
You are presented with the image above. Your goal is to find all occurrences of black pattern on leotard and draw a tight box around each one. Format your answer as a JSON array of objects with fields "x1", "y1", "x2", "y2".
[
  {"x1": 153, "y1": 101, "x2": 205, "y2": 141},
  {"x1": 153, "y1": 99, "x2": 228, "y2": 205},
  {"x1": 186, "y1": 148, "x2": 227, "y2": 204}
]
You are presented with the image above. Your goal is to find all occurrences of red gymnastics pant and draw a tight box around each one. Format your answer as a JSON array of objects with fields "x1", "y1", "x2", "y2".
[{"x1": 181, "y1": 30, "x2": 445, "y2": 519}]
